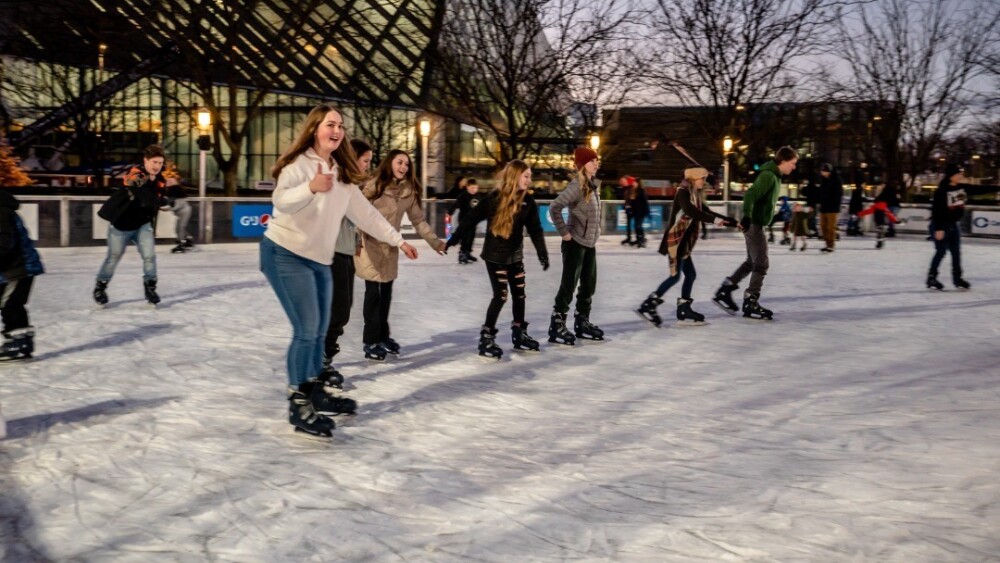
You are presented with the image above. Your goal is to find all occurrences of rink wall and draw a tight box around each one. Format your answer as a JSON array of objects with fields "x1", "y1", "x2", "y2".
[{"x1": 7, "y1": 195, "x2": 1000, "y2": 247}]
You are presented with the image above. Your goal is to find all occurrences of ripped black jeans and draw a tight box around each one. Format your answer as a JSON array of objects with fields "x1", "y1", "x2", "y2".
[{"x1": 484, "y1": 260, "x2": 526, "y2": 329}]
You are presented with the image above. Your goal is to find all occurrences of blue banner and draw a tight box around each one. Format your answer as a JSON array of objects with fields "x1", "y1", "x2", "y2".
[
  {"x1": 615, "y1": 205, "x2": 664, "y2": 231},
  {"x1": 232, "y1": 204, "x2": 273, "y2": 238},
  {"x1": 538, "y1": 203, "x2": 569, "y2": 233}
]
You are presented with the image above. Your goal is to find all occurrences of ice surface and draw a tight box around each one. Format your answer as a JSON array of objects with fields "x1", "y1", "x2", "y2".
[{"x1": 1, "y1": 234, "x2": 999, "y2": 562}]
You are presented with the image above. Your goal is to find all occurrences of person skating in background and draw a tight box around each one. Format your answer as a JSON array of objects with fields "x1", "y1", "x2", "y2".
[
  {"x1": 789, "y1": 202, "x2": 810, "y2": 251},
  {"x1": 162, "y1": 163, "x2": 194, "y2": 254},
  {"x1": 447, "y1": 160, "x2": 549, "y2": 359},
  {"x1": 927, "y1": 163, "x2": 970, "y2": 290},
  {"x1": 93, "y1": 144, "x2": 169, "y2": 307},
  {"x1": 262, "y1": 104, "x2": 418, "y2": 438},
  {"x1": 441, "y1": 175, "x2": 467, "y2": 200},
  {"x1": 637, "y1": 167, "x2": 736, "y2": 327},
  {"x1": 0, "y1": 191, "x2": 44, "y2": 362},
  {"x1": 356, "y1": 149, "x2": 446, "y2": 361},
  {"x1": 801, "y1": 174, "x2": 820, "y2": 238},
  {"x1": 846, "y1": 185, "x2": 865, "y2": 236},
  {"x1": 620, "y1": 175, "x2": 649, "y2": 248},
  {"x1": 321, "y1": 138, "x2": 374, "y2": 382},
  {"x1": 446, "y1": 178, "x2": 484, "y2": 264},
  {"x1": 818, "y1": 163, "x2": 844, "y2": 253},
  {"x1": 857, "y1": 186, "x2": 900, "y2": 250},
  {"x1": 768, "y1": 195, "x2": 792, "y2": 244},
  {"x1": 548, "y1": 146, "x2": 604, "y2": 345},
  {"x1": 713, "y1": 146, "x2": 798, "y2": 320},
  {"x1": 882, "y1": 183, "x2": 901, "y2": 237}
]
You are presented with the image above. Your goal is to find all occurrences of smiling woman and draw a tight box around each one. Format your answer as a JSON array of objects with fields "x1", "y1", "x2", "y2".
[{"x1": 261, "y1": 104, "x2": 419, "y2": 439}]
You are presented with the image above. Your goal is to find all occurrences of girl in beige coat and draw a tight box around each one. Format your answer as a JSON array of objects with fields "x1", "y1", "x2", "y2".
[{"x1": 356, "y1": 149, "x2": 445, "y2": 360}]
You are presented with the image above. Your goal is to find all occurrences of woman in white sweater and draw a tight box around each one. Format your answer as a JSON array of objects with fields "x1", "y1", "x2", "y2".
[{"x1": 262, "y1": 104, "x2": 418, "y2": 439}]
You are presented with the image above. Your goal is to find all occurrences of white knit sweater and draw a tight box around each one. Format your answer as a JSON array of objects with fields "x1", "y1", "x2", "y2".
[{"x1": 263, "y1": 149, "x2": 404, "y2": 265}]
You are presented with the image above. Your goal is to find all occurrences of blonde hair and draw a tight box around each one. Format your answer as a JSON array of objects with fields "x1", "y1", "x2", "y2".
[
  {"x1": 491, "y1": 160, "x2": 530, "y2": 239},
  {"x1": 271, "y1": 104, "x2": 363, "y2": 185},
  {"x1": 576, "y1": 167, "x2": 595, "y2": 203}
]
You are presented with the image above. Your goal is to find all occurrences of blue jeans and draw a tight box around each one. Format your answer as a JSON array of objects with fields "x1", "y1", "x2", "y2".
[
  {"x1": 929, "y1": 223, "x2": 962, "y2": 281},
  {"x1": 97, "y1": 223, "x2": 157, "y2": 282},
  {"x1": 260, "y1": 237, "x2": 332, "y2": 386},
  {"x1": 655, "y1": 257, "x2": 696, "y2": 299}
]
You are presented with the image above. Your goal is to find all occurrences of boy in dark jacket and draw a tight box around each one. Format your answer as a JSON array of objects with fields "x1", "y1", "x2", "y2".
[
  {"x1": 713, "y1": 147, "x2": 798, "y2": 319},
  {"x1": 927, "y1": 163, "x2": 970, "y2": 290},
  {"x1": 817, "y1": 163, "x2": 843, "y2": 252},
  {"x1": 0, "y1": 191, "x2": 44, "y2": 361},
  {"x1": 446, "y1": 178, "x2": 484, "y2": 264}
]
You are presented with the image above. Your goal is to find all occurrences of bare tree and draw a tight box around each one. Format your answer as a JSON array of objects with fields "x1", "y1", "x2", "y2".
[
  {"x1": 647, "y1": 0, "x2": 856, "y2": 149},
  {"x1": 433, "y1": 0, "x2": 641, "y2": 166},
  {"x1": 348, "y1": 104, "x2": 413, "y2": 165},
  {"x1": 829, "y1": 0, "x2": 1000, "y2": 192}
]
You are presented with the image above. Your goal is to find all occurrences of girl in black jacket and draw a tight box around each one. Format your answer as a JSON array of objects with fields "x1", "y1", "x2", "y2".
[{"x1": 446, "y1": 160, "x2": 549, "y2": 359}]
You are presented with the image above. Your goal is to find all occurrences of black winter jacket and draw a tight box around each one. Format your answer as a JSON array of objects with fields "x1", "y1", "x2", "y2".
[
  {"x1": 818, "y1": 173, "x2": 844, "y2": 212},
  {"x1": 111, "y1": 166, "x2": 166, "y2": 231},
  {"x1": 447, "y1": 190, "x2": 485, "y2": 222},
  {"x1": 0, "y1": 191, "x2": 44, "y2": 283},
  {"x1": 447, "y1": 191, "x2": 548, "y2": 266}
]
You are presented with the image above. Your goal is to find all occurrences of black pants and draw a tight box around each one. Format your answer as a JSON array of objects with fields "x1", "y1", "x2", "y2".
[
  {"x1": 458, "y1": 220, "x2": 476, "y2": 254},
  {"x1": 484, "y1": 260, "x2": 526, "y2": 329},
  {"x1": 362, "y1": 279, "x2": 393, "y2": 345},
  {"x1": 0, "y1": 277, "x2": 33, "y2": 332},
  {"x1": 324, "y1": 252, "x2": 355, "y2": 358},
  {"x1": 633, "y1": 214, "x2": 645, "y2": 242},
  {"x1": 553, "y1": 240, "x2": 597, "y2": 316},
  {"x1": 929, "y1": 223, "x2": 962, "y2": 281}
]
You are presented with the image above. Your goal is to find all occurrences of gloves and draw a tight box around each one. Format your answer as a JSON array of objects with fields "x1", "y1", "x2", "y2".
[
  {"x1": 739, "y1": 216, "x2": 752, "y2": 231},
  {"x1": 724, "y1": 217, "x2": 739, "y2": 228},
  {"x1": 540, "y1": 258, "x2": 550, "y2": 271}
]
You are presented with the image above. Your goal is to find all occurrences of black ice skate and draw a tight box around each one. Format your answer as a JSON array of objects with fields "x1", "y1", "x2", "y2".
[
  {"x1": 93, "y1": 280, "x2": 109, "y2": 306},
  {"x1": 0, "y1": 327, "x2": 34, "y2": 362},
  {"x1": 478, "y1": 326, "x2": 503, "y2": 359},
  {"x1": 458, "y1": 251, "x2": 472, "y2": 265},
  {"x1": 780, "y1": 236, "x2": 791, "y2": 245},
  {"x1": 926, "y1": 275, "x2": 945, "y2": 291},
  {"x1": 876, "y1": 240, "x2": 884, "y2": 249},
  {"x1": 299, "y1": 379, "x2": 357, "y2": 415},
  {"x1": 676, "y1": 298, "x2": 706, "y2": 326},
  {"x1": 318, "y1": 365, "x2": 345, "y2": 390},
  {"x1": 382, "y1": 337, "x2": 400, "y2": 355},
  {"x1": 636, "y1": 237, "x2": 647, "y2": 249},
  {"x1": 820, "y1": 247, "x2": 834, "y2": 253},
  {"x1": 712, "y1": 280, "x2": 739, "y2": 315},
  {"x1": 466, "y1": 253, "x2": 478, "y2": 263},
  {"x1": 144, "y1": 279, "x2": 161, "y2": 306},
  {"x1": 288, "y1": 389, "x2": 335, "y2": 438},
  {"x1": 636, "y1": 293, "x2": 663, "y2": 327},
  {"x1": 954, "y1": 278, "x2": 971, "y2": 290},
  {"x1": 742, "y1": 294, "x2": 773, "y2": 320},
  {"x1": 511, "y1": 321, "x2": 540, "y2": 351},
  {"x1": 620, "y1": 237, "x2": 635, "y2": 247},
  {"x1": 574, "y1": 313, "x2": 604, "y2": 341},
  {"x1": 547, "y1": 311, "x2": 576, "y2": 345},
  {"x1": 170, "y1": 242, "x2": 186, "y2": 253},
  {"x1": 364, "y1": 343, "x2": 387, "y2": 361},
  {"x1": 182, "y1": 238, "x2": 195, "y2": 249}
]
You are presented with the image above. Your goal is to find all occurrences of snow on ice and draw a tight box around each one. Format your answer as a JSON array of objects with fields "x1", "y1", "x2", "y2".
[{"x1": 1, "y1": 234, "x2": 999, "y2": 561}]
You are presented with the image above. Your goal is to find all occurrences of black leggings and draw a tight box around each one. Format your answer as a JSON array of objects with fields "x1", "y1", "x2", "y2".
[
  {"x1": 484, "y1": 260, "x2": 526, "y2": 329},
  {"x1": 362, "y1": 279, "x2": 393, "y2": 344},
  {"x1": 0, "y1": 277, "x2": 33, "y2": 332},
  {"x1": 324, "y1": 252, "x2": 355, "y2": 357}
]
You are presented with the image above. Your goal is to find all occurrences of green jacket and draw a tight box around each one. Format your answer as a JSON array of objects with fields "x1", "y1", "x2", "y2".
[{"x1": 743, "y1": 160, "x2": 782, "y2": 226}]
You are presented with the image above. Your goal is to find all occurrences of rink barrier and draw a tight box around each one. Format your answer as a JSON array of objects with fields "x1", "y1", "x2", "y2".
[{"x1": 9, "y1": 196, "x2": 1000, "y2": 247}]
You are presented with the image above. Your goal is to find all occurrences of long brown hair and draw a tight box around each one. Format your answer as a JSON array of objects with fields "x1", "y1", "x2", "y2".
[
  {"x1": 491, "y1": 160, "x2": 529, "y2": 239},
  {"x1": 576, "y1": 167, "x2": 596, "y2": 203},
  {"x1": 271, "y1": 104, "x2": 364, "y2": 185},
  {"x1": 368, "y1": 149, "x2": 421, "y2": 202}
]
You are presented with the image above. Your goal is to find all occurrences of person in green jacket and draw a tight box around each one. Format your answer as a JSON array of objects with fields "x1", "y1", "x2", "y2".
[{"x1": 712, "y1": 146, "x2": 798, "y2": 320}]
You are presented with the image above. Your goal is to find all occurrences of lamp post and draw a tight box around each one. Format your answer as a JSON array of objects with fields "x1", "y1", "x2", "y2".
[
  {"x1": 196, "y1": 109, "x2": 212, "y2": 242},
  {"x1": 419, "y1": 118, "x2": 431, "y2": 201},
  {"x1": 722, "y1": 136, "x2": 734, "y2": 201}
]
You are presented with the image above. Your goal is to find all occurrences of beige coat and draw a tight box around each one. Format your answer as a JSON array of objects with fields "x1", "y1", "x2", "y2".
[{"x1": 355, "y1": 179, "x2": 441, "y2": 282}]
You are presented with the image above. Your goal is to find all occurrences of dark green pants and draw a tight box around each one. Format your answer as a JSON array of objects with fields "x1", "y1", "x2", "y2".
[{"x1": 553, "y1": 239, "x2": 597, "y2": 316}]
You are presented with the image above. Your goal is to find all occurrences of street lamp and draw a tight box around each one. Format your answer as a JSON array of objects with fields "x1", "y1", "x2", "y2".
[
  {"x1": 722, "y1": 136, "x2": 734, "y2": 201},
  {"x1": 196, "y1": 109, "x2": 212, "y2": 242},
  {"x1": 589, "y1": 134, "x2": 600, "y2": 152},
  {"x1": 419, "y1": 118, "x2": 431, "y2": 200}
]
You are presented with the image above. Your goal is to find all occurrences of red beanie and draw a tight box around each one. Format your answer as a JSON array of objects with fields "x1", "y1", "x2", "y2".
[{"x1": 574, "y1": 147, "x2": 598, "y2": 169}]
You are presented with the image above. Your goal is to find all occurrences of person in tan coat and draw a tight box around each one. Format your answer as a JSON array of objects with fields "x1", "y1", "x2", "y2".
[{"x1": 356, "y1": 149, "x2": 445, "y2": 360}]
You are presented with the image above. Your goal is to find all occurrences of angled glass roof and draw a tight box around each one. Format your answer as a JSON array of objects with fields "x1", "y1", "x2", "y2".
[{"x1": 0, "y1": 0, "x2": 442, "y2": 107}]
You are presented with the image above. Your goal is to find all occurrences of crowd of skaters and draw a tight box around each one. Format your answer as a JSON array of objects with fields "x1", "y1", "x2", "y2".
[{"x1": 0, "y1": 103, "x2": 984, "y2": 440}]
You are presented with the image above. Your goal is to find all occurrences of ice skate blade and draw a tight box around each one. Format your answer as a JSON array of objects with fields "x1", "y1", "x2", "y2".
[
  {"x1": 635, "y1": 309, "x2": 662, "y2": 328},
  {"x1": 575, "y1": 334, "x2": 604, "y2": 341},
  {"x1": 477, "y1": 352, "x2": 502, "y2": 362},
  {"x1": 513, "y1": 345, "x2": 541, "y2": 352},
  {"x1": 293, "y1": 426, "x2": 333, "y2": 440},
  {"x1": 0, "y1": 355, "x2": 33, "y2": 363},
  {"x1": 365, "y1": 356, "x2": 386, "y2": 362},
  {"x1": 712, "y1": 300, "x2": 738, "y2": 315},
  {"x1": 742, "y1": 314, "x2": 773, "y2": 321},
  {"x1": 547, "y1": 337, "x2": 576, "y2": 346},
  {"x1": 676, "y1": 320, "x2": 708, "y2": 327}
]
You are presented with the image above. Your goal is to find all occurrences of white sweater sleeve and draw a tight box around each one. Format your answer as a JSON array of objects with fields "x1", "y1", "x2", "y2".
[
  {"x1": 272, "y1": 163, "x2": 316, "y2": 215},
  {"x1": 345, "y1": 187, "x2": 405, "y2": 247}
]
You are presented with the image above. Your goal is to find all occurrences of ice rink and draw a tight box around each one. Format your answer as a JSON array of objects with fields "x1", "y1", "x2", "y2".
[{"x1": 2, "y1": 233, "x2": 999, "y2": 562}]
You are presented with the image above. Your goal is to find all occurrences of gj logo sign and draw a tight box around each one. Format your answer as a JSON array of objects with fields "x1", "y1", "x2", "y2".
[
  {"x1": 971, "y1": 211, "x2": 1000, "y2": 235},
  {"x1": 232, "y1": 204, "x2": 273, "y2": 237}
]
